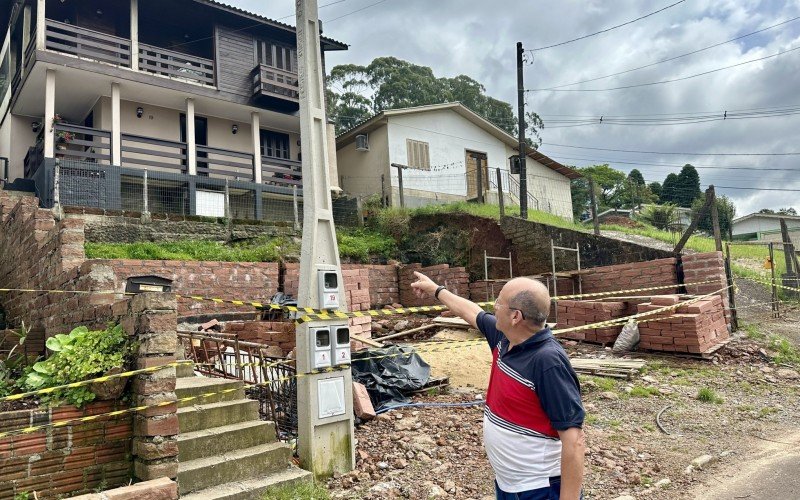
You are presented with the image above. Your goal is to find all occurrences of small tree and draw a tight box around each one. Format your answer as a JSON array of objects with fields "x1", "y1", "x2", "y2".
[
  {"x1": 637, "y1": 204, "x2": 680, "y2": 231},
  {"x1": 692, "y1": 195, "x2": 736, "y2": 239}
]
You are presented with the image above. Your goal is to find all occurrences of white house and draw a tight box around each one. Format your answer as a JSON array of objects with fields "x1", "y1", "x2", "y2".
[
  {"x1": 732, "y1": 213, "x2": 800, "y2": 242},
  {"x1": 335, "y1": 103, "x2": 580, "y2": 219}
]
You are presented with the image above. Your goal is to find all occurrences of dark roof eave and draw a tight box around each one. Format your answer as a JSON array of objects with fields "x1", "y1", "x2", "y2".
[
  {"x1": 193, "y1": 0, "x2": 349, "y2": 50},
  {"x1": 527, "y1": 148, "x2": 582, "y2": 179}
]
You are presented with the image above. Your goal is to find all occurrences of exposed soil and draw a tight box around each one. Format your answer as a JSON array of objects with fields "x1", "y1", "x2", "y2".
[
  {"x1": 327, "y1": 288, "x2": 800, "y2": 499},
  {"x1": 602, "y1": 216, "x2": 644, "y2": 229}
]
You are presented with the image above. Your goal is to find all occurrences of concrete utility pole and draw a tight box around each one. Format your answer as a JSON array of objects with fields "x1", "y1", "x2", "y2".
[
  {"x1": 295, "y1": 0, "x2": 355, "y2": 477},
  {"x1": 516, "y1": 42, "x2": 528, "y2": 219}
]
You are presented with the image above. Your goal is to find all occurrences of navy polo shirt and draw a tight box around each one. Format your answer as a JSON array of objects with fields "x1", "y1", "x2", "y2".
[{"x1": 476, "y1": 311, "x2": 585, "y2": 492}]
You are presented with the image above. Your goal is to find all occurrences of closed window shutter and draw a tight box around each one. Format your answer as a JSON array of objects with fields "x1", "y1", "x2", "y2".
[{"x1": 406, "y1": 139, "x2": 430, "y2": 170}]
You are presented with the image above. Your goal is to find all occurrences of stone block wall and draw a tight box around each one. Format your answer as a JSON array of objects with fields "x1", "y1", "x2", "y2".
[
  {"x1": 0, "y1": 401, "x2": 132, "y2": 498},
  {"x1": 500, "y1": 216, "x2": 676, "y2": 276},
  {"x1": 638, "y1": 295, "x2": 729, "y2": 353},
  {"x1": 555, "y1": 300, "x2": 628, "y2": 344},
  {"x1": 399, "y1": 264, "x2": 470, "y2": 307}
]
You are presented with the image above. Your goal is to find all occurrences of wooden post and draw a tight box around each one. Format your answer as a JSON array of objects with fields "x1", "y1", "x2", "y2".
[
  {"x1": 674, "y1": 186, "x2": 714, "y2": 253},
  {"x1": 709, "y1": 185, "x2": 723, "y2": 251},
  {"x1": 724, "y1": 242, "x2": 738, "y2": 331},
  {"x1": 769, "y1": 242, "x2": 779, "y2": 318},
  {"x1": 496, "y1": 168, "x2": 505, "y2": 218},
  {"x1": 391, "y1": 163, "x2": 405, "y2": 208},
  {"x1": 780, "y1": 218, "x2": 796, "y2": 275},
  {"x1": 476, "y1": 155, "x2": 484, "y2": 203},
  {"x1": 588, "y1": 176, "x2": 600, "y2": 236}
]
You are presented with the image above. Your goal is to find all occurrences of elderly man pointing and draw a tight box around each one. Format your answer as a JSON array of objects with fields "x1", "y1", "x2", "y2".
[{"x1": 411, "y1": 272, "x2": 586, "y2": 500}]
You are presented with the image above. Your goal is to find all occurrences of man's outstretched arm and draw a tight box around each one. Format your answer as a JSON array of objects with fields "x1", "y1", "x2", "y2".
[{"x1": 410, "y1": 271, "x2": 484, "y2": 329}]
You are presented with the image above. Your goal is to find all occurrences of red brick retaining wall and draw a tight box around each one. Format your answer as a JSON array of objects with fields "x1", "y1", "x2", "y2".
[
  {"x1": 399, "y1": 264, "x2": 470, "y2": 307},
  {"x1": 0, "y1": 401, "x2": 132, "y2": 499},
  {"x1": 578, "y1": 257, "x2": 679, "y2": 294}
]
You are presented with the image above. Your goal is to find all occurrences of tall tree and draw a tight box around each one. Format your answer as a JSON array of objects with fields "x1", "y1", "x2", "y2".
[
  {"x1": 660, "y1": 173, "x2": 680, "y2": 204},
  {"x1": 675, "y1": 164, "x2": 702, "y2": 208},
  {"x1": 628, "y1": 169, "x2": 645, "y2": 186},
  {"x1": 326, "y1": 57, "x2": 542, "y2": 140},
  {"x1": 648, "y1": 181, "x2": 662, "y2": 199},
  {"x1": 578, "y1": 164, "x2": 626, "y2": 208}
]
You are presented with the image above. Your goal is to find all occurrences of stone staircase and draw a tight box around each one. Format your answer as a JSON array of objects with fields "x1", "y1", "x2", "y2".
[{"x1": 175, "y1": 375, "x2": 311, "y2": 499}]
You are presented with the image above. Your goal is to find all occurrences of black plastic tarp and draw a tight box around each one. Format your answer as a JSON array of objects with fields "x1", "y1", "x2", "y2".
[{"x1": 351, "y1": 345, "x2": 431, "y2": 411}]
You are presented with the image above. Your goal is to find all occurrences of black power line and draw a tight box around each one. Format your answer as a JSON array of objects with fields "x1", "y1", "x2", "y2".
[
  {"x1": 535, "y1": 16, "x2": 800, "y2": 90},
  {"x1": 541, "y1": 143, "x2": 800, "y2": 156},
  {"x1": 546, "y1": 154, "x2": 797, "y2": 172},
  {"x1": 529, "y1": 0, "x2": 686, "y2": 51},
  {"x1": 527, "y1": 45, "x2": 800, "y2": 92}
]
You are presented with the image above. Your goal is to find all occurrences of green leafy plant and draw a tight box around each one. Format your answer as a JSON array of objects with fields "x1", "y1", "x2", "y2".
[
  {"x1": 21, "y1": 324, "x2": 132, "y2": 407},
  {"x1": 636, "y1": 204, "x2": 680, "y2": 232},
  {"x1": 697, "y1": 387, "x2": 723, "y2": 404}
]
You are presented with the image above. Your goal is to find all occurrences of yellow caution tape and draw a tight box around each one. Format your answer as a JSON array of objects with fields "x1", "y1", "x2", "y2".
[{"x1": 0, "y1": 361, "x2": 193, "y2": 403}]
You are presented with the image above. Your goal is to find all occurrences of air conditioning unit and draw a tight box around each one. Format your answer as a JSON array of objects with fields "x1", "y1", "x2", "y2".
[{"x1": 355, "y1": 134, "x2": 369, "y2": 151}]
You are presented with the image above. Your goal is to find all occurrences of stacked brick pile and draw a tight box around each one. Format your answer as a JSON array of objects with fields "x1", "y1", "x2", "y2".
[
  {"x1": 681, "y1": 252, "x2": 731, "y2": 325},
  {"x1": 637, "y1": 294, "x2": 729, "y2": 353},
  {"x1": 223, "y1": 321, "x2": 295, "y2": 355},
  {"x1": 578, "y1": 258, "x2": 678, "y2": 294},
  {"x1": 555, "y1": 300, "x2": 628, "y2": 343},
  {"x1": 399, "y1": 264, "x2": 470, "y2": 307}
]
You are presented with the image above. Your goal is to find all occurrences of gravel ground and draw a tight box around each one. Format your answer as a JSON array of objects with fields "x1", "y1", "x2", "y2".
[{"x1": 327, "y1": 298, "x2": 800, "y2": 499}]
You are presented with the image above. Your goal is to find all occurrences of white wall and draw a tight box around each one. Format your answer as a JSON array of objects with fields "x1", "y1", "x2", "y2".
[
  {"x1": 337, "y1": 125, "x2": 389, "y2": 202},
  {"x1": 523, "y1": 155, "x2": 574, "y2": 219},
  {"x1": 733, "y1": 216, "x2": 800, "y2": 237}
]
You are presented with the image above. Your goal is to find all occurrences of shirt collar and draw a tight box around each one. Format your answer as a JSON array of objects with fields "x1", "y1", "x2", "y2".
[{"x1": 502, "y1": 326, "x2": 553, "y2": 353}]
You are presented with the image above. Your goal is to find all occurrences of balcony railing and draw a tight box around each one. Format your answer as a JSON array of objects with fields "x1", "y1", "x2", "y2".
[
  {"x1": 45, "y1": 20, "x2": 132, "y2": 67},
  {"x1": 196, "y1": 145, "x2": 254, "y2": 180},
  {"x1": 53, "y1": 123, "x2": 112, "y2": 163},
  {"x1": 139, "y1": 43, "x2": 215, "y2": 87},
  {"x1": 252, "y1": 64, "x2": 299, "y2": 102},
  {"x1": 121, "y1": 133, "x2": 188, "y2": 173},
  {"x1": 262, "y1": 157, "x2": 302, "y2": 187}
]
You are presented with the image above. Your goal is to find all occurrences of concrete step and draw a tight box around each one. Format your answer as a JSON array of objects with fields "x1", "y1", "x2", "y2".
[
  {"x1": 178, "y1": 442, "x2": 293, "y2": 495},
  {"x1": 176, "y1": 361, "x2": 196, "y2": 378},
  {"x1": 180, "y1": 467, "x2": 312, "y2": 500},
  {"x1": 177, "y1": 420, "x2": 276, "y2": 462},
  {"x1": 177, "y1": 399, "x2": 259, "y2": 433},
  {"x1": 175, "y1": 377, "x2": 245, "y2": 408}
]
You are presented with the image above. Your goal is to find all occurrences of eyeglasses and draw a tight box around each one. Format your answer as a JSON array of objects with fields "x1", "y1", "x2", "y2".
[{"x1": 494, "y1": 300, "x2": 526, "y2": 320}]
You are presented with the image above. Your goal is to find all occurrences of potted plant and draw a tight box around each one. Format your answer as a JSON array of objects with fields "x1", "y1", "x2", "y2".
[{"x1": 52, "y1": 114, "x2": 73, "y2": 151}]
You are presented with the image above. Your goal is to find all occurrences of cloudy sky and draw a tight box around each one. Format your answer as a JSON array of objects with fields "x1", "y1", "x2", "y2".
[{"x1": 238, "y1": 0, "x2": 800, "y2": 216}]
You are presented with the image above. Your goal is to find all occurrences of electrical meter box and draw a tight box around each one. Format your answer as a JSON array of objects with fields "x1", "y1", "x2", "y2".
[
  {"x1": 318, "y1": 270, "x2": 340, "y2": 309},
  {"x1": 333, "y1": 326, "x2": 351, "y2": 365},
  {"x1": 311, "y1": 327, "x2": 332, "y2": 369}
]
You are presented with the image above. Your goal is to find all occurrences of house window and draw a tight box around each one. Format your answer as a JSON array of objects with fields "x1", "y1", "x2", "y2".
[
  {"x1": 406, "y1": 139, "x2": 430, "y2": 170},
  {"x1": 257, "y1": 40, "x2": 297, "y2": 73},
  {"x1": 261, "y1": 130, "x2": 290, "y2": 159}
]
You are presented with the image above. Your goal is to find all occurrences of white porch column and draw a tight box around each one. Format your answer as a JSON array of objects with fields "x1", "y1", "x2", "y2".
[
  {"x1": 130, "y1": 0, "x2": 139, "y2": 70},
  {"x1": 36, "y1": 0, "x2": 45, "y2": 49},
  {"x1": 186, "y1": 98, "x2": 196, "y2": 175},
  {"x1": 44, "y1": 69, "x2": 55, "y2": 158},
  {"x1": 111, "y1": 82, "x2": 121, "y2": 165},
  {"x1": 251, "y1": 112, "x2": 262, "y2": 183}
]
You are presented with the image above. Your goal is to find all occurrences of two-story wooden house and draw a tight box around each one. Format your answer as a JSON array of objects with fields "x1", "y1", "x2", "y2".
[{"x1": 0, "y1": 0, "x2": 347, "y2": 219}]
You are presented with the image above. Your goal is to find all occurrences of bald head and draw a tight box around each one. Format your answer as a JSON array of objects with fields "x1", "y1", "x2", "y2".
[{"x1": 503, "y1": 278, "x2": 551, "y2": 327}]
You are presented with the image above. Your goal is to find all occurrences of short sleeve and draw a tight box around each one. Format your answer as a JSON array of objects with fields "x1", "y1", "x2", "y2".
[
  {"x1": 475, "y1": 311, "x2": 504, "y2": 348},
  {"x1": 535, "y1": 363, "x2": 585, "y2": 430}
]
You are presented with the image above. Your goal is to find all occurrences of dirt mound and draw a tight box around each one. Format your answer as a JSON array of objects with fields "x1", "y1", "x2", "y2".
[{"x1": 603, "y1": 215, "x2": 643, "y2": 228}]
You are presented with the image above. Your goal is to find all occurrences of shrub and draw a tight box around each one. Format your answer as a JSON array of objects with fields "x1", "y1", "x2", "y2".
[
  {"x1": 696, "y1": 387, "x2": 723, "y2": 404},
  {"x1": 21, "y1": 325, "x2": 133, "y2": 407},
  {"x1": 636, "y1": 204, "x2": 680, "y2": 232}
]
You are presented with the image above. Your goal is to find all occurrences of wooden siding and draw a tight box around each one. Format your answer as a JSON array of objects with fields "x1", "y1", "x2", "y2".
[{"x1": 216, "y1": 24, "x2": 256, "y2": 98}]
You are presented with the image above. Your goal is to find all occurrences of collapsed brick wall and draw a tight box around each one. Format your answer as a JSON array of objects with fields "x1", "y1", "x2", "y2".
[
  {"x1": 0, "y1": 401, "x2": 132, "y2": 499},
  {"x1": 555, "y1": 300, "x2": 629, "y2": 344},
  {"x1": 284, "y1": 263, "x2": 397, "y2": 310},
  {"x1": 399, "y1": 264, "x2": 470, "y2": 307},
  {"x1": 468, "y1": 280, "x2": 509, "y2": 302},
  {"x1": 638, "y1": 294, "x2": 729, "y2": 353}
]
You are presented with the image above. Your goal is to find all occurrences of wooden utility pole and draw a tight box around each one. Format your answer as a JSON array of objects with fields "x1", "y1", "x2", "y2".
[
  {"x1": 709, "y1": 185, "x2": 723, "y2": 251},
  {"x1": 516, "y1": 42, "x2": 527, "y2": 219},
  {"x1": 780, "y1": 218, "x2": 798, "y2": 274},
  {"x1": 588, "y1": 176, "x2": 600, "y2": 236}
]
